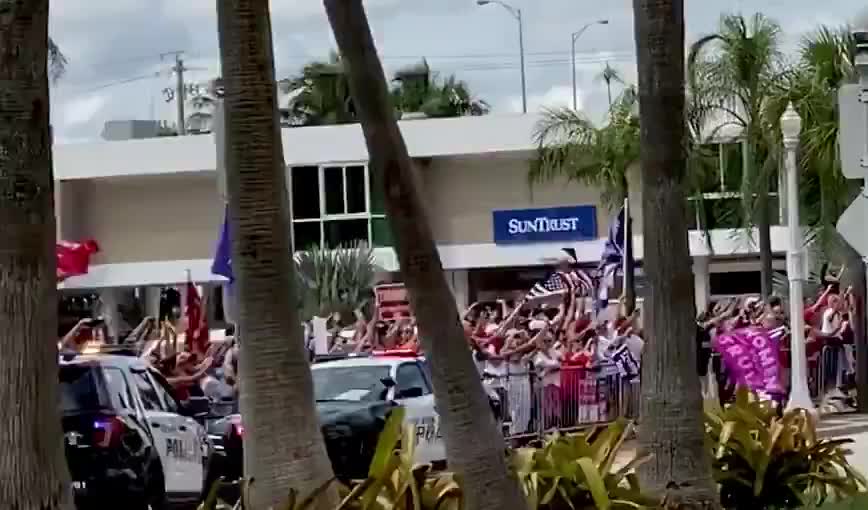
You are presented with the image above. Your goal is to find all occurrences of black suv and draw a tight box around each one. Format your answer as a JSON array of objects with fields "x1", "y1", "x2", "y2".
[{"x1": 60, "y1": 352, "x2": 209, "y2": 510}]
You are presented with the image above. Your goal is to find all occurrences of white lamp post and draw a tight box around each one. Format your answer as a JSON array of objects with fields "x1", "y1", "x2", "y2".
[
  {"x1": 477, "y1": 0, "x2": 526, "y2": 113},
  {"x1": 781, "y1": 102, "x2": 815, "y2": 414},
  {"x1": 571, "y1": 20, "x2": 608, "y2": 111}
]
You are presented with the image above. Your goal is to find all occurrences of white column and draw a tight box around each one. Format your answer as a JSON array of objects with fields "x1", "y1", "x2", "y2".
[
  {"x1": 98, "y1": 288, "x2": 121, "y2": 341},
  {"x1": 781, "y1": 103, "x2": 815, "y2": 414},
  {"x1": 693, "y1": 256, "x2": 711, "y2": 315},
  {"x1": 446, "y1": 270, "x2": 470, "y2": 311},
  {"x1": 143, "y1": 286, "x2": 161, "y2": 320}
]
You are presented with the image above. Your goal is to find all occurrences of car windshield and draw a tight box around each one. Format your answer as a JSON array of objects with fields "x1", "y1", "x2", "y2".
[
  {"x1": 59, "y1": 365, "x2": 102, "y2": 413},
  {"x1": 312, "y1": 365, "x2": 391, "y2": 402}
]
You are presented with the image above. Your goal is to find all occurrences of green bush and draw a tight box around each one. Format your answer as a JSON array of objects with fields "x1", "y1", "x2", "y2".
[{"x1": 705, "y1": 388, "x2": 867, "y2": 509}]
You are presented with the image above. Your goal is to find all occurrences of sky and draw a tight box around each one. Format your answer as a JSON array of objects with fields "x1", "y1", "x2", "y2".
[{"x1": 49, "y1": 0, "x2": 862, "y2": 143}]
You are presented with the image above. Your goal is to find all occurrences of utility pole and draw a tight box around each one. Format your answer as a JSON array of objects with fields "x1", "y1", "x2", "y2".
[
  {"x1": 174, "y1": 54, "x2": 187, "y2": 135},
  {"x1": 161, "y1": 51, "x2": 187, "y2": 135}
]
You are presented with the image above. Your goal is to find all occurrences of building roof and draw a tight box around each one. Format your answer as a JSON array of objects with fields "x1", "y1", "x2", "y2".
[{"x1": 53, "y1": 114, "x2": 541, "y2": 181}]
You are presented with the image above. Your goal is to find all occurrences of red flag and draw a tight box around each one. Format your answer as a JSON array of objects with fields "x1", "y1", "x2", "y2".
[
  {"x1": 185, "y1": 279, "x2": 208, "y2": 355},
  {"x1": 57, "y1": 240, "x2": 99, "y2": 282}
]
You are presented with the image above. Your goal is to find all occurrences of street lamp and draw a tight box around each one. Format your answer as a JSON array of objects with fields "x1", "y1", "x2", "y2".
[
  {"x1": 780, "y1": 102, "x2": 814, "y2": 415},
  {"x1": 477, "y1": 0, "x2": 526, "y2": 113},
  {"x1": 571, "y1": 20, "x2": 608, "y2": 111}
]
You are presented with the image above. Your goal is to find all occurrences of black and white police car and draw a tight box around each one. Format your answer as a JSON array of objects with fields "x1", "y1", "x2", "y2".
[
  {"x1": 205, "y1": 350, "x2": 451, "y2": 494},
  {"x1": 60, "y1": 349, "x2": 209, "y2": 510}
]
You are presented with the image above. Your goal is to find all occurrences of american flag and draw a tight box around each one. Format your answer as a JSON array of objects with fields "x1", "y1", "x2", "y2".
[{"x1": 527, "y1": 270, "x2": 594, "y2": 300}]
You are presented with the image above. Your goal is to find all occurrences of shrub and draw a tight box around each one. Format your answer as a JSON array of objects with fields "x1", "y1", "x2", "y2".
[{"x1": 705, "y1": 387, "x2": 867, "y2": 509}]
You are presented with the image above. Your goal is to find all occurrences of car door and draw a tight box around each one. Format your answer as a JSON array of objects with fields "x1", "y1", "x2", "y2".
[
  {"x1": 394, "y1": 361, "x2": 445, "y2": 463},
  {"x1": 147, "y1": 369, "x2": 206, "y2": 496},
  {"x1": 129, "y1": 369, "x2": 185, "y2": 495}
]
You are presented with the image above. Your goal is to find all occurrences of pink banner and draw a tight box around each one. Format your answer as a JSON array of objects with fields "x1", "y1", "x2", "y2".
[{"x1": 713, "y1": 326, "x2": 784, "y2": 395}]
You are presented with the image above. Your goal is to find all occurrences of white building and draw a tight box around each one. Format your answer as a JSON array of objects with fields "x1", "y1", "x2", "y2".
[{"x1": 54, "y1": 113, "x2": 788, "y2": 329}]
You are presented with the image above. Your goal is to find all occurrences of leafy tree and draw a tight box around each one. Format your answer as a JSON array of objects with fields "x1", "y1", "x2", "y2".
[
  {"x1": 279, "y1": 54, "x2": 487, "y2": 125},
  {"x1": 391, "y1": 59, "x2": 489, "y2": 118},
  {"x1": 688, "y1": 13, "x2": 788, "y2": 299}
]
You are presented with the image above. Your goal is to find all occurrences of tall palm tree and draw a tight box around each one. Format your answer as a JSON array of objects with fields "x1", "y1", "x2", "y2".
[
  {"x1": 323, "y1": 2, "x2": 526, "y2": 510},
  {"x1": 215, "y1": 1, "x2": 338, "y2": 508},
  {"x1": 597, "y1": 62, "x2": 623, "y2": 107},
  {"x1": 278, "y1": 52, "x2": 355, "y2": 127},
  {"x1": 785, "y1": 26, "x2": 868, "y2": 409},
  {"x1": 631, "y1": 0, "x2": 721, "y2": 506},
  {"x1": 391, "y1": 59, "x2": 489, "y2": 117},
  {"x1": 0, "y1": 2, "x2": 74, "y2": 509},
  {"x1": 689, "y1": 13, "x2": 787, "y2": 300},
  {"x1": 530, "y1": 87, "x2": 639, "y2": 313}
]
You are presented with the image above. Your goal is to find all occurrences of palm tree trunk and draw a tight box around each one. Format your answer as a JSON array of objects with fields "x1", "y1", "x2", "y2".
[
  {"x1": 0, "y1": 2, "x2": 74, "y2": 509},
  {"x1": 323, "y1": 2, "x2": 526, "y2": 510},
  {"x1": 757, "y1": 191, "x2": 773, "y2": 300},
  {"x1": 631, "y1": 0, "x2": 721, "y2": 507},
  {"x1": 216, "y1": 2, "x2": 337, "y2": 509}
]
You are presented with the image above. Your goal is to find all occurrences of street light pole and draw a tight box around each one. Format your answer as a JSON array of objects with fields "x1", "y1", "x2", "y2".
[
  {"x1": 477, "y1": 0, "x2": 526, "y2": 113},
  {"x1": 571, "y1": 20, "x2": 608, "y2": 111},
  {"x1": 781, "y1": 102, "x2": 815, "y2": 414}
]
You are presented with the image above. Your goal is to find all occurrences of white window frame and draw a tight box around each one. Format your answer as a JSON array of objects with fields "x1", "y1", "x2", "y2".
[
  {"x1": 287, "y1": 163, "x2": 386, "y2": 251},
  {"x1": 687, "y1": 141, "x2": 780, "y2": 229}
]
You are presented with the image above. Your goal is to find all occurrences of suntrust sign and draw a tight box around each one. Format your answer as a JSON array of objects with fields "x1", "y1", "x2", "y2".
[{"x1": 492, "y1": 205, "x2": 597, "y2": 244}]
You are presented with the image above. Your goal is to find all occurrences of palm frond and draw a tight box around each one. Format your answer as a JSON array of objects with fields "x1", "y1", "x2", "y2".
[
  {"x1": 48, "y1": 37, "x2": 67, "y2": 83},
  {"x1": 294, "y1": 242, "x2": 376, "y2": 321}
]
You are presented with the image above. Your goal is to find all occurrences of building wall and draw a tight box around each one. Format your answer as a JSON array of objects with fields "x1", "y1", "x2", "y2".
[
  {"x1": 419, "y1": 155, "x2": 642, "y2": 245},
  {"x1": 58, "y1": 154, "x2": 642, "y2": 267},
  {"x1": 69, "y1": 174, "x2": 222, "y2": 265}
]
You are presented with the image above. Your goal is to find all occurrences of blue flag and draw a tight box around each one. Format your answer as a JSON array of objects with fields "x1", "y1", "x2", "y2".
[
  {"x1": 595, "y1": 206, "x2": 628, "y2": 312},
  {"x1": 212, "y1": 205, "x2": 233, "y2": 282}
]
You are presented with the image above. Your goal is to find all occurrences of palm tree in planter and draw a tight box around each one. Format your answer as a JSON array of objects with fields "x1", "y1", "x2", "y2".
[
  {"x1": 215, "y1": 0, "x2": 338, "y2": 508},
  {"x1": 0, "y1": 2, "x2": 74, "y2": 509},
  {"x1": 294, "y1": 242, "x2": 377, "y2": 321},
  {"x1": 688, "y1": 12, "x2": 788, "y2": 300},
  {"x1": 632, "y1": 0, "x2": 722, "y2": 506},
  {"x1": 530, "y1": 87, "x2": 640, "y2": 313},
  {"x1": 391, "y1": 59, "x2": 489, "y2": 118}
]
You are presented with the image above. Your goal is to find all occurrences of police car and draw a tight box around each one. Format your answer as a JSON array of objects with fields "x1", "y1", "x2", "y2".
[
  {"x1": 60, "y1": 350, "x2": 209, "y2": 509},
  {"x1": 206, "y1": 350, "x2": 448, "y2": 491}
]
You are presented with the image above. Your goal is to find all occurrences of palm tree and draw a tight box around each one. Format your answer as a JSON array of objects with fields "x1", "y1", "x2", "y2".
[
  {"x1": 597, "y1": 62, "x2": 623, "y2": 107},
  {"x1": 530, "y1": 87, "x2": 640, "y2": 313},
  {"x1": 49, "y1": 38, "x2": 67, "y2": 82},
  {"x1": 0, "y1": 2, "x2": 74, "y2": 509},
  {"x1": 688, "y1": 13, "x2": 788, "y2": 300},
  {"x1": 391, "y1": 59, "x2": 489, "y2": 118},
  {"x1": 294, "y1": 242, "x2": 376, "y2": 321},
  {"x1": 632, "y1": 0, "x2": 721, "y2": 506},
  {"x1": 215, "y1": 1, "x2": 338, "y2": 508},
  {"x1": 785, "y1": 26, "x2": 868, "y2": 409},
  {"x1": 278, "y1": 52, "x2": 355, "y2": 127},
  {"x1": 323, "y1": 2, "x2": 526, "y2": 510}
]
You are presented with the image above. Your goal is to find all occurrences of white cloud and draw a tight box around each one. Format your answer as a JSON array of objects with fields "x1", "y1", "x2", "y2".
[
  {"x1": 60, "y1": 94, "x2": 107, "y2": 126},
  {"x1": 506, "y1": 85, "x2": 579, "y2": 113}
]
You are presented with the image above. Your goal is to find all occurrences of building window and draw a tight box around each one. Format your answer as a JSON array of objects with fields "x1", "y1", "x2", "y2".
[
  {"x1": 289, "y1": 164, "x2": 391, "y2": 250},
  {"x1": 687, "y1": 141, "x2": 779, "y2": 230}
]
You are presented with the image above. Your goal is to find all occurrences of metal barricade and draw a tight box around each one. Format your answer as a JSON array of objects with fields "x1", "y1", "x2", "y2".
[{"x1": 489, "y1": 363, "x2": 638, "y2": 442}]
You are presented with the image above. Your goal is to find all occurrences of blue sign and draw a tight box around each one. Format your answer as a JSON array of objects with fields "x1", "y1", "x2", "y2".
[{"x1": 492, "y1": 205, "x2": 597, "y2": 244}]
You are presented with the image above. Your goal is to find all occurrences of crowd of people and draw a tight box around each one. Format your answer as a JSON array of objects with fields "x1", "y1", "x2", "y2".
[{"x1": 53, "y1": 261, "x2": 859, "y2": 430}]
